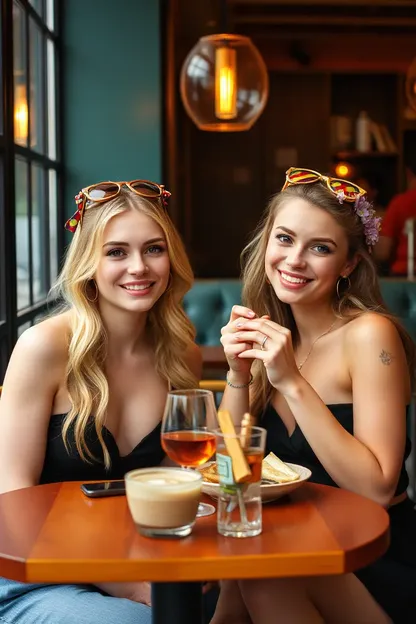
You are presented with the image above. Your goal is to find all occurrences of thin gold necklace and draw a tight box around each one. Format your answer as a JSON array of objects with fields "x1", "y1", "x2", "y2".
[{"x1": 297, "y1": 319, "x2": 337, "y2": 371}]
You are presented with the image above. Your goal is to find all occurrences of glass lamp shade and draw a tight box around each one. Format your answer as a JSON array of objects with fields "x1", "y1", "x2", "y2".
[{"x1": 180, "y1": 34, "x2": 269, "y2": 132}]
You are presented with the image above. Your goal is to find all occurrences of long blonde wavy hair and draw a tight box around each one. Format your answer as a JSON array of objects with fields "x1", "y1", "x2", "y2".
[
  {"x1": 53, "y1": 189, "x2": 197, "y2": 468},
  {"x1": 242, "y1": 182, "x2": 416, "y2": 418}
]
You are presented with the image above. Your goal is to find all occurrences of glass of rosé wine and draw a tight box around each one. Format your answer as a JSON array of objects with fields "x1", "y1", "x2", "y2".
[{"x1": 161, "y1": 389, "x2": 217, "y2": 517}]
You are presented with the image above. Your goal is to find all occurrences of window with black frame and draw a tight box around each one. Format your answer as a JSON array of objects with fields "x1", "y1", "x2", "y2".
[{"x1": 0, "y1": 0, "x2": 62, "y2": 381}]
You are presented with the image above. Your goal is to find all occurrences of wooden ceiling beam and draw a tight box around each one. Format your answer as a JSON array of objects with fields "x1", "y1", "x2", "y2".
[
  {"x1": 230, "y1": 0, "x2": 416, "y2": 6},
  {"x1": 234, "y1": 15, "x2": 416, "y2": 26}
]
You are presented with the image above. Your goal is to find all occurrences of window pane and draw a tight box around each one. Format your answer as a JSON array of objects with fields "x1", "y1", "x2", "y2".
[
  {"x1": 34, "y1": 313, "x2": 44, "y2": 325},
  {"x1": 15, "y1": 159, "x2": 30, "y2": 309},
  {"x1": 29, "y1": 19, "x2": 44, "y2": 153},
  {"x1": 18, "y1": 321, "x2": 31, "y2": 337},
  {"x1": 0, "y1": 159, "x2": 5, "y2": 323},
  {"x1": 32, "y1": 163, "x2": 48, "y2": 302},
  {"x1": 0, "y1": 338, "x2": 8, "y2": 383},
  {"x1": 0, "y1": 6, "x2": 3, "y2": 136},
  {"x1": 13, "y1": 2, "x2": 28, "y2": 147},
  {"x1": 29, "y1": 0, "x2": 43, "y2": 17},
  {"x1": 48, "y1": 169, "x2": 58, "y2": 283},
  {"x1": 47, "y1": 39, "x2": 56, "y2": 160},
  {"x1": 46, "y1": 0, "x2": 55, "y2": 31}
]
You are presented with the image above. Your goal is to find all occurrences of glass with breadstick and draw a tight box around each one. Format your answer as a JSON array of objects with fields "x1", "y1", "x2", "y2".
[{"x1": 214, "y1": 411, "x2": 266, "y2": 537}]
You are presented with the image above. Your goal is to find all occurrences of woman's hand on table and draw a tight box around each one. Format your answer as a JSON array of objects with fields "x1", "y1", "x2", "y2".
[{"x1": 236, "y1": 318, "x2": 303, "y2": 397}]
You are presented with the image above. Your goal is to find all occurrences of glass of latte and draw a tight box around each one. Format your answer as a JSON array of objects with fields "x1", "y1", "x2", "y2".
[{"x1": 125, "y1": 467, "x2": 202, "y2": 538}]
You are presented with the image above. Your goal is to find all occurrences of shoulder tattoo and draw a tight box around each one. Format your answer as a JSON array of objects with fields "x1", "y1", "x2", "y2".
[{"x1": 379, "y1": 349, "x2": 394, "y2": 365}]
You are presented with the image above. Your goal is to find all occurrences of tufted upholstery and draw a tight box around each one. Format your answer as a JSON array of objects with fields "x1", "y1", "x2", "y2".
[
  {"x1": 184, "y1": 278, "x2": 416, "y2": 345},
  {"x1": 380, "y1": 280, "x2": 416, "y2": 341},
  {"x1": 183, "y1": 280, "x2": 243, "y2": 346}
]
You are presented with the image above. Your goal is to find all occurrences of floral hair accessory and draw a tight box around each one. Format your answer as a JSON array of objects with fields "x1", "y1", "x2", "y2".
[
  {"x1": 354, "y1": 195, "x2": 382, "y2": 248},
  {"x1": 336, "y1": 191, "x2": 382, "y2": 249},
  {"x1": 336, "y1": 190, "x2": 345, "y2": 204}
]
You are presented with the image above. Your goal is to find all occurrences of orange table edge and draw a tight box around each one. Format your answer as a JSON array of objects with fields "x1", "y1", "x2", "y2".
[{"x1": 0, "y1": 481, "x2": 390, "y2": 584}]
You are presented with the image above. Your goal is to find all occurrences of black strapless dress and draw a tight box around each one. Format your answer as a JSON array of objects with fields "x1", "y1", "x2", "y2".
[
  {"x1": 39, "y1": 413, "x2": 165, "y2": 483},
  {"x1": 261, "y1": 402, "x2": 416, "y2": 623}
]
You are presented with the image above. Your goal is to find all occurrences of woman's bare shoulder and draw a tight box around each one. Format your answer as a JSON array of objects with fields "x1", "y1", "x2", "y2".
[
  {"x1": 343, "y1": 312, "x2": 407, "y2": 375},
  {"x1": 2, "y1": 313, "x2": 71, "y2": 400},
  {"x1": 15, "y1": 312, "x2": 70, "y2": 365},
  {"x1": 344, "y1": 311, "x2": 401, "y2": 344}
]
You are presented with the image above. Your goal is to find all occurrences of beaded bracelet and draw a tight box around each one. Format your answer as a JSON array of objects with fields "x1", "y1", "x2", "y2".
[{"x1": 226, "y1": 372, "x2": 254, "y2": 389}]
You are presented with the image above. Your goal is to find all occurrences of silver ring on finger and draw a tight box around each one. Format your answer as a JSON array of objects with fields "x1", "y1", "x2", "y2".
[{"x1": 261, "y1": 335, "x2": 268, "y2": 351}]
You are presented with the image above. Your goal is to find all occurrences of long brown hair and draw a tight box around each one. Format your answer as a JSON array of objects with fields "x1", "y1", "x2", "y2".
[
  {"x1": 241, "y1": 182, "x2": 416, "y2": 417},
  {"x1": 53, "y1": 189, "x2": 197, "y2": 468}
]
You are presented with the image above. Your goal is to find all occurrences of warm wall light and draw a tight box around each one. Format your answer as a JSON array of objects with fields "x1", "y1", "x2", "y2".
[
  {"x1": 180, "y1": 34, "x2": 269, "y2": 132},
  {"x1": 14, "y1": 84, "x2": 28, "y2": 143},
  {"x1": 215, "y1": 46, "x2": 237, "y2": 119},
  {"x1": 334, "y1": 162, "x2": 352, "y2": 178}
]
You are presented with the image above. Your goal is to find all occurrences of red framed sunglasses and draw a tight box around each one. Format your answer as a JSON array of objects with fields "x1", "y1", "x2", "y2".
[
  {"x1": 65, "y1": 179, "x2": 171, "y2": 233},
  {"x1": 282, "y1": 167, "x2": 366, "y2": 203}
]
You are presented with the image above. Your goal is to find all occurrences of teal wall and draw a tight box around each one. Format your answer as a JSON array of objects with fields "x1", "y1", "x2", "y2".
[{"x1": 63, "y1": 0, "x2": 162, "y2": 217}]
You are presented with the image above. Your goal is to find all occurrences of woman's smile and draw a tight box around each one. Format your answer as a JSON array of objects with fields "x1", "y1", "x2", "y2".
[
  {"x1": 278, "y1": 270, "x2": 312, "y2": 290},
  {"x1": 120, "y1": 280, "x2": 156, "y2": 296}
]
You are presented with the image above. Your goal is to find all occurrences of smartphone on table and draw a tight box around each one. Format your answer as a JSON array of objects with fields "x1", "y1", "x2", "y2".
[{"x1": 80, "y1": 480, "x2": 126, "y2": 498}]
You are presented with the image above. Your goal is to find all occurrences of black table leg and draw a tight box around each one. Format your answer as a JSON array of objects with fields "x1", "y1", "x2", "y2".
[{"x1": 151, "y1": 581, "x2": 203, "y2": 624}]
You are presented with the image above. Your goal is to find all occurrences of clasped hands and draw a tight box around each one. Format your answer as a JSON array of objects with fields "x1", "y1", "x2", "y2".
[{"x1": 220, "y1": 305, "x2": 302, "y2": 396}]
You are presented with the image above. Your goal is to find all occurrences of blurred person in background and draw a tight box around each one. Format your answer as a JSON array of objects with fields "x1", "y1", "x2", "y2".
[{"x1": 374, "y1": 154, "x2": 416, "y2": 275}]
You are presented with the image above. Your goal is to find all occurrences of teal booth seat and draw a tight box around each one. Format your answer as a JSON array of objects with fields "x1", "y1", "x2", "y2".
[
  {"x1": 183, "y1": 280, "x2": 242, "y2": 346},
  {"x1": 183, "y1": 278, "x2": 416, "y2": 346}
]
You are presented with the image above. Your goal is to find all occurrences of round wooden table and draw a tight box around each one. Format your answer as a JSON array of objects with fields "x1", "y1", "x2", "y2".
[{"x1": 0, "y1": 481, "x2": 389, "y2": 624}]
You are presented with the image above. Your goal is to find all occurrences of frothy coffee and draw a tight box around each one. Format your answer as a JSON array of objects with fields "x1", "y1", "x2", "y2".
[{"x1": 125, "y1": 467, "x2": 202, "y2": 530}]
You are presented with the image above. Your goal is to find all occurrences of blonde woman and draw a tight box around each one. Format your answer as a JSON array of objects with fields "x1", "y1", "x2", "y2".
[
  {"x1": 214, "y1": 168, "x2": 416, "y2": 624},
  {"x1": 0, "y1": 180, "x2": 201, "y2": 624}
]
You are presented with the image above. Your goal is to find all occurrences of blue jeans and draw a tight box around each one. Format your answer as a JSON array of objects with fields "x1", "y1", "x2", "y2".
[{"x1": 0, "y1": 578, "x2": 151, "y2": 624}]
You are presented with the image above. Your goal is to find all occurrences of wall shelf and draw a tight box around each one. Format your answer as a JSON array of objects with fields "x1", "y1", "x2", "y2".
[{"x1": 334, "y1": 151, "x2": 398, "y2": 159}]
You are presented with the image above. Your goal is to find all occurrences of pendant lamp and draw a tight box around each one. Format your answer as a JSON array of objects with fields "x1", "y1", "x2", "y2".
[{"x1": 180, "y1": 33, "x2": 269, "y2": 132}]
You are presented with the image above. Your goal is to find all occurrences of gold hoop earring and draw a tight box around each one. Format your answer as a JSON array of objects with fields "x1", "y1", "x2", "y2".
[
  {"x1": 336, "y1": 275, "x2": 351, "y2": 299},
  {"x1": 86, "y1": 280, "x2": 98, "y2": 302}
]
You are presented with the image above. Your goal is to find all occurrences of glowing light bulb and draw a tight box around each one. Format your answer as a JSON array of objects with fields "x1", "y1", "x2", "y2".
[
  {"x1": 335, "y1": 162, "x2": 351, "y2": 178},
  {"x1": 14, "y1": 85, "x2": 28, "y2": 143},
  {"x1": 215, "y1": 46, "x2": 237, "y2": 120}
]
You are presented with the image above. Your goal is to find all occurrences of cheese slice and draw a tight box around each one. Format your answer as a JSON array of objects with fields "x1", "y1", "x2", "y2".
[
  {"x1": 199, "y1": 452, "x2": 300, "y2": 485},
  {"x1": 261, "y1": 452, "x2": 300, "y2": 483}
]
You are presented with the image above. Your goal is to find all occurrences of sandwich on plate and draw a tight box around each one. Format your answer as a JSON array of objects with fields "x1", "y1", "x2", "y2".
[
  {"x1": 199, "y1": 452, "x2": 300, "y2": 484},
  {"x1": 261, "y1": 452, "x2": 300, "y2": 483}
]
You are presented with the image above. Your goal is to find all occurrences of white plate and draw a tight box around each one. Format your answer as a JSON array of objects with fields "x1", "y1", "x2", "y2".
[{"x1": 201, "y1": 462, "x2": 312, "y2": 503}]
